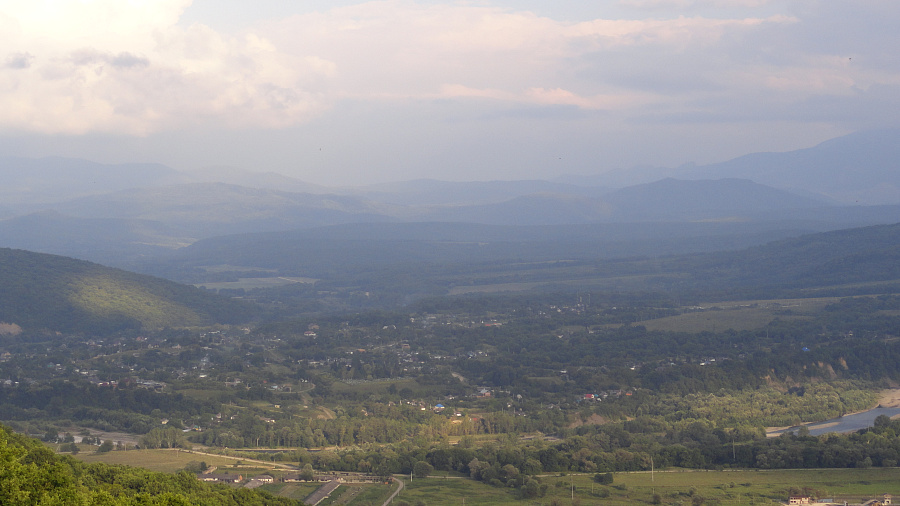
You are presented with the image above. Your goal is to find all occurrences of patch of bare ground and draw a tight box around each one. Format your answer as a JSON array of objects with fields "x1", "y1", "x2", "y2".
[
  {"x1": 568, "y1": 413, "x2": 609, "y2": 428},
  {"x1": 878, "y1": 388, "x2": 900, "y2": 409}
]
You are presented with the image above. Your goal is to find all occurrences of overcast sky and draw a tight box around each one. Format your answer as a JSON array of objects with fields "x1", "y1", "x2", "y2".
[{"x1": 1, "y1": 0, "x2": 898, "y2": 186}]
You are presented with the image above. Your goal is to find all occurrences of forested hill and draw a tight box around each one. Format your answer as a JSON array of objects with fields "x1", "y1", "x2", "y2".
[
  {"x1": 0, "y1": 424, "x2": 295, "y2": 505},
  {"x1": 699, "y1": 221, "x2": 900, "y2": 291},
  {"x1": 0, "y1": 248, "x2": 256, "y2": 334}
]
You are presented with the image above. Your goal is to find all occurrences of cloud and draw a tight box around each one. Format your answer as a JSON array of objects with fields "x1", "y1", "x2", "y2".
[
  {"x1": 4, "y1": 52, "x2": 33, "y2": 69},
  {"x1": 0, "y1": 0, "x2": 890, "y2": 139},
  {"x1": 262, "y1": 1, "x2": 796, "y2": 109},
  {"x1": 0, "y1": 0, "x2": 332, "y2": 135}
]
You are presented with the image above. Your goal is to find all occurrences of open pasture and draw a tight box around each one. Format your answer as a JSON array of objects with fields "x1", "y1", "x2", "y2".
[
  {"x1": 639, "y1": 297, "x2": 841, "y2": 332},
  {"x1": 73, "y1": 448, "x2": 253, "y2": 474},
  {"x1": 390, "y1": 468, "x2": 900, "y2": 506}
]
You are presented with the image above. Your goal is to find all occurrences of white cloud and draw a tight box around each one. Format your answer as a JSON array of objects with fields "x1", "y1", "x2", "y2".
[
  {"x1": 0, "y1": 0, "x2": 887, "y2": 140},
  {"x1": 262, "y1": 1, "x2": 796, "y2": 109},
  {"x1": 0, "y1": 0, "x2": 332, "y2": 135}
]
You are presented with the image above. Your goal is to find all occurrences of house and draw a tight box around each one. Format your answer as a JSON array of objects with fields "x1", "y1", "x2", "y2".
[
  {"x1": 254, "y1": 475, "x2": 274, "y2": 483},
  {"x1": 860, "y1": 497, "x2": 892, "y2": 506},
  {"x1": 283, "y1": 473, "x2": 331, "y2": 483},
  {"x1": 788, "y1": 497, "x2": 810, "y2": 505}
]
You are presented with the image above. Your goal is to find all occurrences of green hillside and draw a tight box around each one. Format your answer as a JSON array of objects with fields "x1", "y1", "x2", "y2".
[
  {"x1": 0, "y1": 424, "x2": 296, "y2": 505},
  {"x1": 692, "y1": 222, "x2": 900, "y2": 293},
  {"x1": 0, "y1": 248, "x2": 256, "y2": 334}
]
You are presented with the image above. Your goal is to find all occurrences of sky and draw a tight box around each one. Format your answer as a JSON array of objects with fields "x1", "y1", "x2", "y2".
[{"x1": 0, "y1": 0, "x2": 898, "y2": 186}]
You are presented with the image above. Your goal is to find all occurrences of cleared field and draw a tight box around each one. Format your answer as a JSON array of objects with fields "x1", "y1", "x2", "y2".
[
  {"x1": 260, "y1": 482, "x2": 323, "y2": 501},
  {"x1": 448, "y1": 273, "x2": 685, "y2": 295},
  {"x1": 348, "y1": 483, "x2": 396, "y2": 505},
  {"x1": 196, "y1": 276, "x2": 317, "y2": 290},
  {"x1": 639, "y1": 297, "x2": 841, "y2": 332},
  {"x1": 386, "y1": 468, "x2": 900, "y2": 506},
  {"x1": 398, "y1": 477, "x2": 524, "y2": 505},
  {"x1": 73, "y1": 449, "x2": 249, "y2": 473},
  {"x1": 330, "y1": 378, "x2": 422, "y2": 396}
]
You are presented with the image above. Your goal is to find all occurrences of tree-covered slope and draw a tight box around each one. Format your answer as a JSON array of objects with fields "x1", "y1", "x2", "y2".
[
  {"x1": 696, "y1": 221, "x2": 900, "y2": 290},
  {"x1": 0, "y1": 248, "x2": 256, "y2": 334},
  {"x1": 0, "y1": 424, "x2": 296, "y2": 505}
]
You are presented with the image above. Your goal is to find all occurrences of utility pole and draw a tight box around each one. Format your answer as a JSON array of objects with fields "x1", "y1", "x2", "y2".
[{"x1": 732, "y1": 433, "x2": 736, "y2": 462}]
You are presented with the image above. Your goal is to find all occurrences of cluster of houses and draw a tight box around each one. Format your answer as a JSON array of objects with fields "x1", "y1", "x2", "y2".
[
  {"x1": 580, "y1": 389, "x2": 633, "y2": 402},
  {"x1": 789, "y1": 494, "x2": 892, "y2": 505},
  {"x1": 197, "y1": 471, "x2": 385, "y2": 486}
]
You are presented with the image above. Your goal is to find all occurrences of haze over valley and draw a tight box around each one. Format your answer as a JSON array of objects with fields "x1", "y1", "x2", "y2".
[{"x1": 3, "y1": 1, "x2": 900, "y2": 504}]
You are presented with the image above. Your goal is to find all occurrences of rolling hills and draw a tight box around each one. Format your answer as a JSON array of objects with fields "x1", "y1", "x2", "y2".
[
  {"x1": 131, "y1": 219, "x2": 900, "y2": 311},
  {"x1": 0, "y1": 248, "x2": 256, "y2": 334}
]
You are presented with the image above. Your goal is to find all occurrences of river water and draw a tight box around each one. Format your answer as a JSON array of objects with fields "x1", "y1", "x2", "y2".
[{"x1": 768, "y1": 407, "x2": 900, "y2": 437}]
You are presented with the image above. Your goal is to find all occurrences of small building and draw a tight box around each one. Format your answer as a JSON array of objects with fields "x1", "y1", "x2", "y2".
[
  {"x1": 198, "y1": 473, "x2": 243, "y2": 484},
  {"x1": 788, "y1": 497, "x2": 810, "y2": 505}
]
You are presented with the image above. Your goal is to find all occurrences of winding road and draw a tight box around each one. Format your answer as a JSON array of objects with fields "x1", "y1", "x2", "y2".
[{"x1": 381, "y1": 476, "x2": 405, "y2": 506}]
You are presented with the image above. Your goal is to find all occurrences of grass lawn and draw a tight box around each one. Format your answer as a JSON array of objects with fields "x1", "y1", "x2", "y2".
[
  {"x1": 317, "y1": 484, "x2": 347, "y2": 505},
  {"x1": 260, "y1": 482, "x2": 323, "y2": 501},
  {"x1": 349, "y1": 483, "x2": 396, "y2": 505}
]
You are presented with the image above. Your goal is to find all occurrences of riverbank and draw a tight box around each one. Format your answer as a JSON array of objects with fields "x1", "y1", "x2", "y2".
[
  {"x1": 878, "y1": 388, "x2": 900, "y2": 409},
  {"x1": 766, "y1": 388, "x2": 900, "y2": 437}
]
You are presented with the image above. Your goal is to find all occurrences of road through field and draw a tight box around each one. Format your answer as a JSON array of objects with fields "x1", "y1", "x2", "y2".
[{"x1": 382, "y1": 476, "x2": 404, "y2": 506}]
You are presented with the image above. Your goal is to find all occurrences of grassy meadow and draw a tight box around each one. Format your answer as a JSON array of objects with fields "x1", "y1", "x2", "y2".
[
  {"x1": 393, "y1": 468, "x2": 900, "y2": 506},
  {"x1": 638, "y1": 297, "x2": 840, "y2": 332}
]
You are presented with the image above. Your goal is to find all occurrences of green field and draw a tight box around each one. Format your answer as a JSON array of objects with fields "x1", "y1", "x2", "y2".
[
  {"x1": 330, "y1": 378, "x2": 423, "y2": 396},
  {"x1": 638, "y1": 297, "x2": 840, "y2": 332},
  {"x1": 196, "y1": 276, "x2": 317, "y2": 290},
  {"x1": 70, "y1": 448, "x2": 900, "y2": 505},
  {"x1": 73, "y1": 449, "x2": 251, "y2": 473}
]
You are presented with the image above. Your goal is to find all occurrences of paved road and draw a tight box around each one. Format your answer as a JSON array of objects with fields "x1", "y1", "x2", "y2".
[
  {"x1": 305, "y1": 480, "x2": 341, "y2": 506},
  {"x1": 381, "y1": 476, "x2": 404, "y2": 506}
]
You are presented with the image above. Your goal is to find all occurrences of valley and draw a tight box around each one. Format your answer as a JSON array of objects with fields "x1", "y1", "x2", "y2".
[{"x1": 2, "y1": 131, "x2": 900, "y2": 504}]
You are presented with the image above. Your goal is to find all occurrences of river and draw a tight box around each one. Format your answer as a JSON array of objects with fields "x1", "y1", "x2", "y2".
[{"x1": 768, "y1": 407, "x2": 900, "y2": 437}]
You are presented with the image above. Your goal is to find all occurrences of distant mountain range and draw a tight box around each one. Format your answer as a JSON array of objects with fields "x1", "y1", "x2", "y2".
[
  {"x1": 581, "y1": 128, "x2": 900, "y2": 205},
  {"x1": 0, "y1": 128, "x2": 897, "y2": 274}
]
